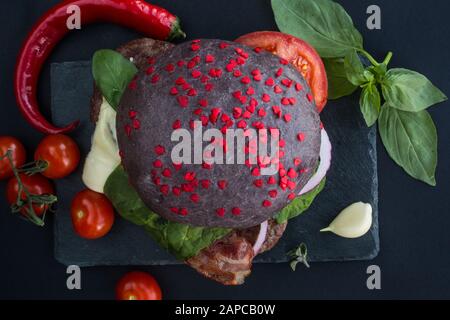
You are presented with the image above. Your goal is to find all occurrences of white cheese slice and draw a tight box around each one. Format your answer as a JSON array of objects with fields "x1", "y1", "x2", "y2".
[{"x1": 82, "y1": 98, "x2": 120, "y2": 193}]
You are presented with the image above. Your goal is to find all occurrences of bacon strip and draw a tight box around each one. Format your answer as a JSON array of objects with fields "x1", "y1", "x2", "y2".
[{"x1": 186, "y1": 220, "x2": 287, "y2": 285}]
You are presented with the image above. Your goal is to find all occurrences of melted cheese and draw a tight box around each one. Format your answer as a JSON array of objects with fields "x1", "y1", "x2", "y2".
[{"x1": 82, "y1": 98, "x2": 120, "y2": 193}]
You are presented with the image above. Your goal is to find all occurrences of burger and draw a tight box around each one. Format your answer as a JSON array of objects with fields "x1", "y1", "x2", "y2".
[{"x1": 82, "y1": 36, "x2": 331, "y2": 285}]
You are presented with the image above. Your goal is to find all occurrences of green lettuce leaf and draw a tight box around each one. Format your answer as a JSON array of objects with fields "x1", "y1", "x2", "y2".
[
  {"x1": 92, "y1": 49, "x2": 137, "y2": 110},
  {"x1": 274, "y1": 178, "x2": 326, "y2": 224},
  {"x1": 104, "y1": 166, "x2": 231, "y2": 260}
]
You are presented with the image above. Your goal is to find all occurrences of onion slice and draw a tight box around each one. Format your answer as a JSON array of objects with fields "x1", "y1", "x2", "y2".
[
  {"x1": 299, "y1": 128, "x2": 332, "y2": 195},
  {"x1": 253, "y1": 220, "x2": 268, "y2": 255}
]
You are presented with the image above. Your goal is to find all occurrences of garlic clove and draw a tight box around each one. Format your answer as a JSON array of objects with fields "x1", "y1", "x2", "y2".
[{"x1": 320, "y1": 202, "x2": 372, "y2": 239}]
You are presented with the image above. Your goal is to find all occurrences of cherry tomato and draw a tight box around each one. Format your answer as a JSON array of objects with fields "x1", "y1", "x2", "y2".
[
  {"x1": 71, "y1": 189, "x2": 115, "y2": 239},
  {"x1": 6, "y1": 173, "x2": 54, "y2": 216},
  {"x1": 34, "y1": 134, "x2": 80, "y2": 179},
  {"x1": 116, "y1": 271, "x2": 162, "y2": 300},
  {"x1": 0, "y1": 136, "x2": 26, "y2": 180},
  {"x1": 236, "y1": 31, "x2": 328, "y2": 112}
]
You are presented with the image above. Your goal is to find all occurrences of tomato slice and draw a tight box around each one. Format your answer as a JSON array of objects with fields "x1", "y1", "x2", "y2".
[{"x1": 236, "y1": 31, "x2": 328, "y2": 112}]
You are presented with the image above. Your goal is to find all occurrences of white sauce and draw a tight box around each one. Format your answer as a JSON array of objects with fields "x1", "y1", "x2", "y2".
[
  {"x1": 82, "y1": 98, "x2": 120, "y2": 193},
  {"x1": 320, "y1": 202, "x2": 373, "y2": 238}
]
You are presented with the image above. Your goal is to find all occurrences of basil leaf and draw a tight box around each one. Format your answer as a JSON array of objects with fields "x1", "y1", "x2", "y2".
[
  {"x1": 271, "y1": 0, "x2": 363, "y2": 58},
  {"x1": 378, "y1": 105, "x2": 437, "y2": 186},
  {"x1": 275, "y1": 178, "x2": 326, "y2": 224},
  {"x1": 92, "y1": 49, "x2": 138, "y2": 110},
  {"x1": 323, "y1": 58, "x2": 358, "y2": 99},
  {"x1": 344, "y1": 50, "x2": 366, "y2": 86},
  {"x1": 104, "y1": 166, "x2": 231, "y2": 260},
  {"x1": 360, "y1": 84, "x2": 381, "y2": 127},
  {"x1": 382, "y1": 68, "x2": 447, "y2": 112}
]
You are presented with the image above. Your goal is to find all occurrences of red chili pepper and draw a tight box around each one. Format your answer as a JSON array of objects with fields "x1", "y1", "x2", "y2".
[{"x1": 14, "y1": 0, "x2": 185, "y2": 134}]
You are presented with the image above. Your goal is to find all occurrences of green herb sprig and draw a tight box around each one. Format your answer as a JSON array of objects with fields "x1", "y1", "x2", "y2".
[
  {"x1": 288, "y1": 243, "x2": 310, "y2": 271},
  {"x1": 272, "y1": 0, "x2": 447, "y2": 185}
]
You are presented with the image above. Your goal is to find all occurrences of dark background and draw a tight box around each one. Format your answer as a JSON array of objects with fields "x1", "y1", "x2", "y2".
[{"x1": 0, "y1": 0, "x2": 449, "y2": 299}]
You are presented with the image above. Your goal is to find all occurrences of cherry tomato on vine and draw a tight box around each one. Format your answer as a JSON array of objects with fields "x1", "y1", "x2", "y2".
[
  {"x1": 236, "y1": 31, "x2": 328, "y2": 112},
  {"x1": 6, "y1": 173, "x2": 54, "y2": 216},
  {"x1": 0, "y1": 136, "x2": 26, "y2": 180},
  {"x1": 116, "y1": 271, "x2": 162, "y2": 300},
  {"x1": 71, "y1": 189, "x2": 115, "y2": 239},
  {"x1": 34, "y1": 134, "x2": 80, "y2": 179}
]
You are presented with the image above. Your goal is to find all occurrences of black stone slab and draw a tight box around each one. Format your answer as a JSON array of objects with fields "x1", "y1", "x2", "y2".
[{"x1": 51, "y1": 61, "x2": 379, "y2": 266}]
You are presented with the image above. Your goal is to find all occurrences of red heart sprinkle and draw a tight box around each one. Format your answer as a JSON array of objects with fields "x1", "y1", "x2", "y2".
[{"x1": 231, "y1": 207, "x2": 241, "y2": 215}]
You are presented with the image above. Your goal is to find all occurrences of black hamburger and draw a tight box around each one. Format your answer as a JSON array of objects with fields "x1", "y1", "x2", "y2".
[{"x1": 85, "y1": 38, "x2": 328, "y2": 285}]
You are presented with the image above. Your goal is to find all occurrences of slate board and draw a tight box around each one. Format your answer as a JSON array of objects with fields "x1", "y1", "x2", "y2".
[{"x1": 52, "y1": 61, "x2": 379, "y2": 266}]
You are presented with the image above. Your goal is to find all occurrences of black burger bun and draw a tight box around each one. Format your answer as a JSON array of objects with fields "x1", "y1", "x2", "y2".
[
  {"x1": 116, "y1": 39, "x2": 321, "y2": 228},
  {"x1": 90, "y1": 38, "x2": 174, "y2": 122}
]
